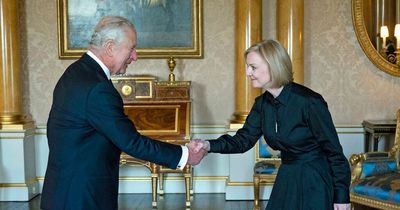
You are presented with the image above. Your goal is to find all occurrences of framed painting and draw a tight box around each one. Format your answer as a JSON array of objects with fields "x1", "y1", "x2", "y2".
[{"x1": 57, "y1": 0, "x2": 203, "y2": 59}]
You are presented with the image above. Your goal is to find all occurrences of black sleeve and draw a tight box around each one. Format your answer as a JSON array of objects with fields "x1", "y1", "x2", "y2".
[
  {"x1": 86, "y1": 82, "x2": 182, "y2": 169},
  {"x1": 209, "y1": 97, "x2": 263, "y2": 154},
  {"x1": 307, "y1": 97, "x2": 350, "y2": 203}
]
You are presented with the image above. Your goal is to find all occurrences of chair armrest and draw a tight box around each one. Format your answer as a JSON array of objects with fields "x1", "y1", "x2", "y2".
[{"x1": 350, "y1": 152, "x2": 393, "y2": 183}]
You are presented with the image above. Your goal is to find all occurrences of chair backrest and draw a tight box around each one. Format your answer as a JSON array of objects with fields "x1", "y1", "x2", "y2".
[{"x1": 255, "y1": 137, "x2": 280, "y2": 162}]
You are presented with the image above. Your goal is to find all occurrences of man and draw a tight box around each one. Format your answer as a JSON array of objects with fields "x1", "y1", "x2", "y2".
[{"x1": 41, "y1": 16, "x2": 206, "y2": 210}]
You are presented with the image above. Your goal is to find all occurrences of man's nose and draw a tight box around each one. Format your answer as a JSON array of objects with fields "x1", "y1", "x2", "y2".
[{"x1": 130, "y1": 49, "x2": 138, "y2": 61}]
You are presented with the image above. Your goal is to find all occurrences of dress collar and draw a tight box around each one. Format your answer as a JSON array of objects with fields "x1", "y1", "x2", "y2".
[{"x1": 264, "y1": 82, "x2": 292, "y2": 106}]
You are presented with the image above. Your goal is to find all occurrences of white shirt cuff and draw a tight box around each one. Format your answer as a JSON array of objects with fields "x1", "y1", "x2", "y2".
[{"x1": 177, "y1": 145, "x2": 189, "y2": 170}]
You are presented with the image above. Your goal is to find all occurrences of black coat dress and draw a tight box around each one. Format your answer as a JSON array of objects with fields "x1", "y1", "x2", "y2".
[{"x1": 208, "y1": 82, "x2": 350, "y2": 210}]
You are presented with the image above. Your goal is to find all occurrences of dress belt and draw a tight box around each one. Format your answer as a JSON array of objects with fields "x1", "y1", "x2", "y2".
[{"x1": 281, "y1": 150, "x2": 325, "y2": 164}]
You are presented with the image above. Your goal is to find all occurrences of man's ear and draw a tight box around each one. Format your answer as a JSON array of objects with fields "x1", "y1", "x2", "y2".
[{"x1": 103, "y1": 40, "x2": 115, "y2": 57}]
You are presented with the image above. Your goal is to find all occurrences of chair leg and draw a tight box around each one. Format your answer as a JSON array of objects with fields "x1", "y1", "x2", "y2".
[
  {"x1": 253, "y1": 175, "x2": 260, "y2": 210},
  {"x1": 151, "y1": 173, "x2": 158, "y2": 208}
]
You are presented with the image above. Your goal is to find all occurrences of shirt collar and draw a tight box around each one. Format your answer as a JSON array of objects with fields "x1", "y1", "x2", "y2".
[
  {"x1": 264, "y1": 82, "x2": 292, "y2": 106},
  {"x1": 87, "y1": 50, "x2": 111, "y2": 80}
]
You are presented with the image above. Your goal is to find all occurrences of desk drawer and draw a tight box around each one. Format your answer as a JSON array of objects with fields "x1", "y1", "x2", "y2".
[
  {"x1": 155, "y1": 85, "x2": 190, "y2": 100},
  {"x1": 124, "y1": 102, "x2": 190, "y2": 140}
]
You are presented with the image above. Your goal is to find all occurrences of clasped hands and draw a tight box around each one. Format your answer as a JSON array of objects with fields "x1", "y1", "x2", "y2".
[{"x1": 186, "y1": 139, "x2": 210, "y2": 165}]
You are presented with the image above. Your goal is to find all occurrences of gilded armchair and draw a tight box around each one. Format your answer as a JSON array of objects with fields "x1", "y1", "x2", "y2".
[
  {"x1": 253, "y1": 137, "x2": 280, "y2": 210},
  {"x1": 350, "y1": 109, "x2": 400, "y2": 210}
]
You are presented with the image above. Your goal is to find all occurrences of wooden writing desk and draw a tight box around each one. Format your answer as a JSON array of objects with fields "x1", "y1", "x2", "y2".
[{"x1": 112, "y1": 75, "x2": 192, "y2": 208}]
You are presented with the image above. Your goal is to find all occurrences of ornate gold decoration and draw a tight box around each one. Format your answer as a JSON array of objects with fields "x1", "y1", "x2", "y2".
[
  {"x1": 0, "y1": 119, "x2": 35, "y2": 130},
  {"x1": 351, "y1": 193, "x2": 400, "y2": 210},
  {"x1": 349, "y1": 109, "x2": 400, "y2": 209},
  {"x1": 111, "y1": 75, "x2": 155, "y2": 100},
  {"x1": 231, "y1": 112, "x2": 251, "y2": 125},
  {"x1": 167, "y1": 57, "x2": 176, "y2": 82},
  {"x1": 156, "y1": 81, "x2": 191, "y2": 86},
  {"x1": 352, "y1": 0, "x2": 400, "y2": 77},
  {"x1": 121, "y1": 84, "x2": 133, "y2": 96},
  {"x1": 57, "y1": 0, "x2": 203, "y2": 59},
  {"x1": 230, "y1": 0, "x2": 262, "y2": 125}
]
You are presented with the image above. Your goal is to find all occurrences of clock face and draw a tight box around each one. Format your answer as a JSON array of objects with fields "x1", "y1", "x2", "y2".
[{"x1": 121, "y1": 84, "x2": 133, "y2": 96}]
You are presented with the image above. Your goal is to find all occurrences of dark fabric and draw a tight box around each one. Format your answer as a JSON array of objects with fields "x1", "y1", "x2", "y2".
[
  {"x1": 208, "y1": 82, "x2": 350, "y2": 210},
  {"x1": 352, "y1": 172, "x2": 400, "y2": 203},
  {"x1": 40, "y1": 54, "x2": 182, "y2": 210}
]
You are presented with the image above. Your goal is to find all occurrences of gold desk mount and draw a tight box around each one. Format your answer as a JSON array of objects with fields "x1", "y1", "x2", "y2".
[{"x1": 168, "y1": 56, "x2": 176, "y2": 82}]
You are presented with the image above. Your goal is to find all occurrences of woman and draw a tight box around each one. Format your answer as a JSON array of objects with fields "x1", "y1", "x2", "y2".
[{"x1": 190, "y1": 40, "x2": 350, "y2": 210}]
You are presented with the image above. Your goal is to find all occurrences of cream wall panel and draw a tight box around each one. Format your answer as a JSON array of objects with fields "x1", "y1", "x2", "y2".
[
  {"x1": 0, "y1": 187, "x2": 37, "y2": 201},
  {"x1": 0, "y1": 139, "x2": 26, "y2": 182},
  {"x1": 303, "y1": 1, "x2": 400, "y2": 124},
  {"x1": 22, "y1": 0, "x2": 400, "y2": 127},
  {"x1": 191, "y1": 126, "x2": 230, "y2": 177},
  {"x1": 21, "y1": 0, "x2": 235, "y2": 125},
  {"x1": 0, "y1": 129, "x2": 38, "y2": 201},
  {"x1": 34, "y1": 127, "x2": 48, "y2": 178},
  {"x1": 0, "y1": 130, "x2": 36, "y2": 183}
]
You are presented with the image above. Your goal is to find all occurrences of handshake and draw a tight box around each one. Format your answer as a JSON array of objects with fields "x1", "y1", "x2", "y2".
[{"x1": 186, "y1": 139, "x2": 210, "y2": 166}]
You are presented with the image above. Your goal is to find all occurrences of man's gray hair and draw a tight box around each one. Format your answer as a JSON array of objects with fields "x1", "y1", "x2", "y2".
[{"x1": 89, "y1": 16, "x2": 135, "y2": 49}]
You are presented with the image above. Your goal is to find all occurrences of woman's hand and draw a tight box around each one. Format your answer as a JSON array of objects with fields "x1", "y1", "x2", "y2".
[{"x1": 334, "y1": 203, "x2": 351, "y2": 210}]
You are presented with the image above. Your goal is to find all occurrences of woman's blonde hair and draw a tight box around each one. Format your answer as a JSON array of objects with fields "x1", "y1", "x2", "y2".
[{"x1": 244, "y1": 40, "x2": 293, "y2": 88}]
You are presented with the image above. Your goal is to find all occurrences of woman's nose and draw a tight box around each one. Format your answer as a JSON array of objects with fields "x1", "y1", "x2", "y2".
[{"x1": 245, "y1": 67, "x2": 252, "y2": 76}]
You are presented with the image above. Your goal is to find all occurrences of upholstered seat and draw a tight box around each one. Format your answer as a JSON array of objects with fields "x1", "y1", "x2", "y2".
[
  {"x1": 350, "y1": 109, "x2": 400, "y2": 210},
  {"x1": 253, "y1": 137, "x2": 280, "y2": 210},
  {"x1": 353, "y1": 172, "x2": 400, "y2": 203}
]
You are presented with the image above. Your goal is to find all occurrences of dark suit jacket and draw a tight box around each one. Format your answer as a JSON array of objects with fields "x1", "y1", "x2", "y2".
[{"x1": 41, "y1": 53, "x2": 182, "y2": 210}]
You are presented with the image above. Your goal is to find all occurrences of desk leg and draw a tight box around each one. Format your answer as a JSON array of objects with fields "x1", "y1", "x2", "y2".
[
  {"x1": 364, "y1": 132, "x2": 370, "y2": 152},
  {"x1": 151, "y1": 173, "x2": 158, "y2": 208},
  {"x1": 373, "y1": 135, "x2": 379, "y2": 151},
  {"x1": 184, "y1": 173, "x2": 191, "y2": 208},
  {"x1": 190, "y1": 168, "x2": 194, "y2": 196}
]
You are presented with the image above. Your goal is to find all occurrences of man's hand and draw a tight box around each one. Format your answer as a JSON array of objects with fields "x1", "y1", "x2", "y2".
[
  {"x1": 186, "y1": 139, "x2": 209, "y2": 165},
  {"x1": 187, "y1": 145, "x2": 207, "y2": 165}
]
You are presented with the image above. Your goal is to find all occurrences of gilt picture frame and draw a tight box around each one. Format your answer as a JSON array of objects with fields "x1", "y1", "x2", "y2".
[{"x1": 57, "y1": 0, "x2": 203, "y2": 59}]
